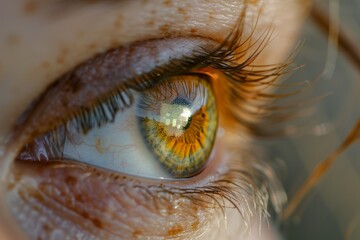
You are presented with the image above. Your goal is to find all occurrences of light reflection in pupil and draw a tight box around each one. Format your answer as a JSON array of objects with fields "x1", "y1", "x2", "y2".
[{"x1": 160, "y1": 98, "x2": 192, "y2": 137}]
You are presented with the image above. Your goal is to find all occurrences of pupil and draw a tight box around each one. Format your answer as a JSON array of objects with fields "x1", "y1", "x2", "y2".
[
  {"x1": 170, "y1": 98, "x2": 192, "y2": 130},
  {"x1": 171, "y1": 97, "x2": 190, "y2": 106},
  {"x1": 158, "y1": 97, "x2": 193, "y2": 136}
]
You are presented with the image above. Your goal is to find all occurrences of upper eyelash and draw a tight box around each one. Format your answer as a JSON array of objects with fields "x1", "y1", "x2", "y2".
[
  {"x1": 69, "y1": 87, "x2": 134, "y2": 134},
  {"x1": 64, "y1": 20, "x2": 293, "y2": 138}
]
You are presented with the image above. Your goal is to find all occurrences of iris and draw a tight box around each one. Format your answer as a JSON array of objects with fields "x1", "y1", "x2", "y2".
[{"x1": 137, "y1": 75, "x2": 218, "y2": 178}]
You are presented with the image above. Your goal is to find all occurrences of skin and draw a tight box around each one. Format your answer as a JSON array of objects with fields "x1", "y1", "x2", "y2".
[{"x1": 0, "y1": 0, "x2": 310, "y2": 239}]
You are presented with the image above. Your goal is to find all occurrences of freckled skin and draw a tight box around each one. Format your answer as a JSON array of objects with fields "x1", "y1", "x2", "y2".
[
  {"x1": 113, "y1": 15, "x2": 123, "y2": 29},
  {"x1": 0, "y1": 0, "x2": 310, "y2": 239},
  {"x1": 7, "y1": 162, "x2": 217, "y2": 239},
  {"x1": 87, "y1": 43, "x2": 98, "y2": 50},
  {"x1": 6, "y1": 34, "x2": 21, "y2": 46},
  {"x1": 163, "y1": 0, "x2": 173, "y2": 7},
  {"x1": 23, "y1": 0, "x2": 39, "y2": 15}
]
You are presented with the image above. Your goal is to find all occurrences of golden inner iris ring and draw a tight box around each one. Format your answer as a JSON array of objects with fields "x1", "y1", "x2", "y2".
[{"x1": 138, "y1": 75, "x2": 217, "y2": 178}]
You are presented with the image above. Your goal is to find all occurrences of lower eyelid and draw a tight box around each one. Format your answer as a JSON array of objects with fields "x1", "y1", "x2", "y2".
[
  {"x1": 7, "y1": 162, "x2": 220, "y2": 239},
  {"x1": 5, "y1": 121, "x2": 277, "y2": 240}
]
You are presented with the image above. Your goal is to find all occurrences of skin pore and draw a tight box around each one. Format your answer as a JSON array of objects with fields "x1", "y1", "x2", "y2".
[{"x1": 0, "y1": 0, "x2": 310, "y2": 239}]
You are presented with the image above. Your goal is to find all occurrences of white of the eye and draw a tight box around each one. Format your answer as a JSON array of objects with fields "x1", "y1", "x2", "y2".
[{"x1": 62, "y1": 94, "x2": 173, "y2": 179}]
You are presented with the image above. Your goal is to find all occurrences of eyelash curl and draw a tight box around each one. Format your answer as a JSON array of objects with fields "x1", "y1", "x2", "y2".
[{"x1": 64, "y1": 12, "x2": 297, "y2": 139}]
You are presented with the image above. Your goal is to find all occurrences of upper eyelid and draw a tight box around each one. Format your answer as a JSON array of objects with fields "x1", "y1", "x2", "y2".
[
  {"x1": 12, "y1": 11, "x2": 288, "y2": 146},
  {"x1": 13, "y1": 37, "x2": 220, "y2": 142}
]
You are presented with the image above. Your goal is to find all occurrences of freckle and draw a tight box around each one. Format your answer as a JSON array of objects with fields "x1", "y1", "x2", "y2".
[
  {"x1": 23, "y1": 0, "x2": 39, "y2": 15},
  {"x1": 160, "y1": 24, "x2": 170, "y2": 35},
  {"x1": 190, "y1": 28, "x2": 198, "y2": 34},
  {"x1": 113, "y1": 15, "x2": 123, "y2": 29},
  {"x1": 167, "y1": 225, "x2": 184, "y2": 236},
  {"x1": 80, "y1": 211, "x2": 90, "y2": 219},
  {"x1": 87, "y1": 43, "x2": 97, "y2": 50},
  {"x1": 6, "y1": 34, "x2": 20, "y2": 46},
  {"x1": 6, "y1": 181, "x2": 15, "y2": 191},
  {"x1": 191, "y1": 205, "x2": 199, "y2": 212},
  {"x1": 56, "y1": 56, "x2": 65, "y2": 64},
  {"x1": 42, "y1": 61, "x2": 50, "y2": 69},
  {"x1": 132, "y1": 230, "x2": 142, "y2": 238},
  {"x1": 42, "y1": 223, "x2": 51, "y2": 233},
  {"x1": 110, "y1": 39, "x2": 120, "y2": 48},
  {"x1": 56, "y1": 52, "x2": 67, "y2": 65},
  {"x1": 28, "y1": 186, "x2": 45, "y2": 202},
  {"x1": 163, "y1": 0, "x2": 173, "y2": 7},
  {"x1": 191, "y1": 220, "x2": 200, "y2": 231},
  {"x1": 147, "y1": 19, "x2": 155, "y2": 27},
  {"x1": 92, "y1": 218, "x2": 103, "y2": 228},
  {"x1": 177, "y1": 7, "x2": 187, "y2": 15},
  {"x1": 65, "y1": 176, "x2": 77, "y2": 186}
]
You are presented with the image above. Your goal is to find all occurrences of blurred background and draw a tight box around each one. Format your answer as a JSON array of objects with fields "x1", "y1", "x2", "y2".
[{"x1": 263, "y1": 0, "x2": 360, "y2": 239}]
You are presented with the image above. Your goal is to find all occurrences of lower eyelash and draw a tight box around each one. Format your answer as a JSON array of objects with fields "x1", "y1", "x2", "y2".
[{"x1": 145, "y1": 143, "x2": 284, "y2": 229}]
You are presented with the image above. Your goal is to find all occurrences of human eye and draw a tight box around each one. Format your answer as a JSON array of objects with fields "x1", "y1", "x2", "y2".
[
  {"x1": 16, "y1": 38, "x2": 220, "y2": 179},
  {"x1": 0, "y1": 1, "x2": 312, "y2": 240}
]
